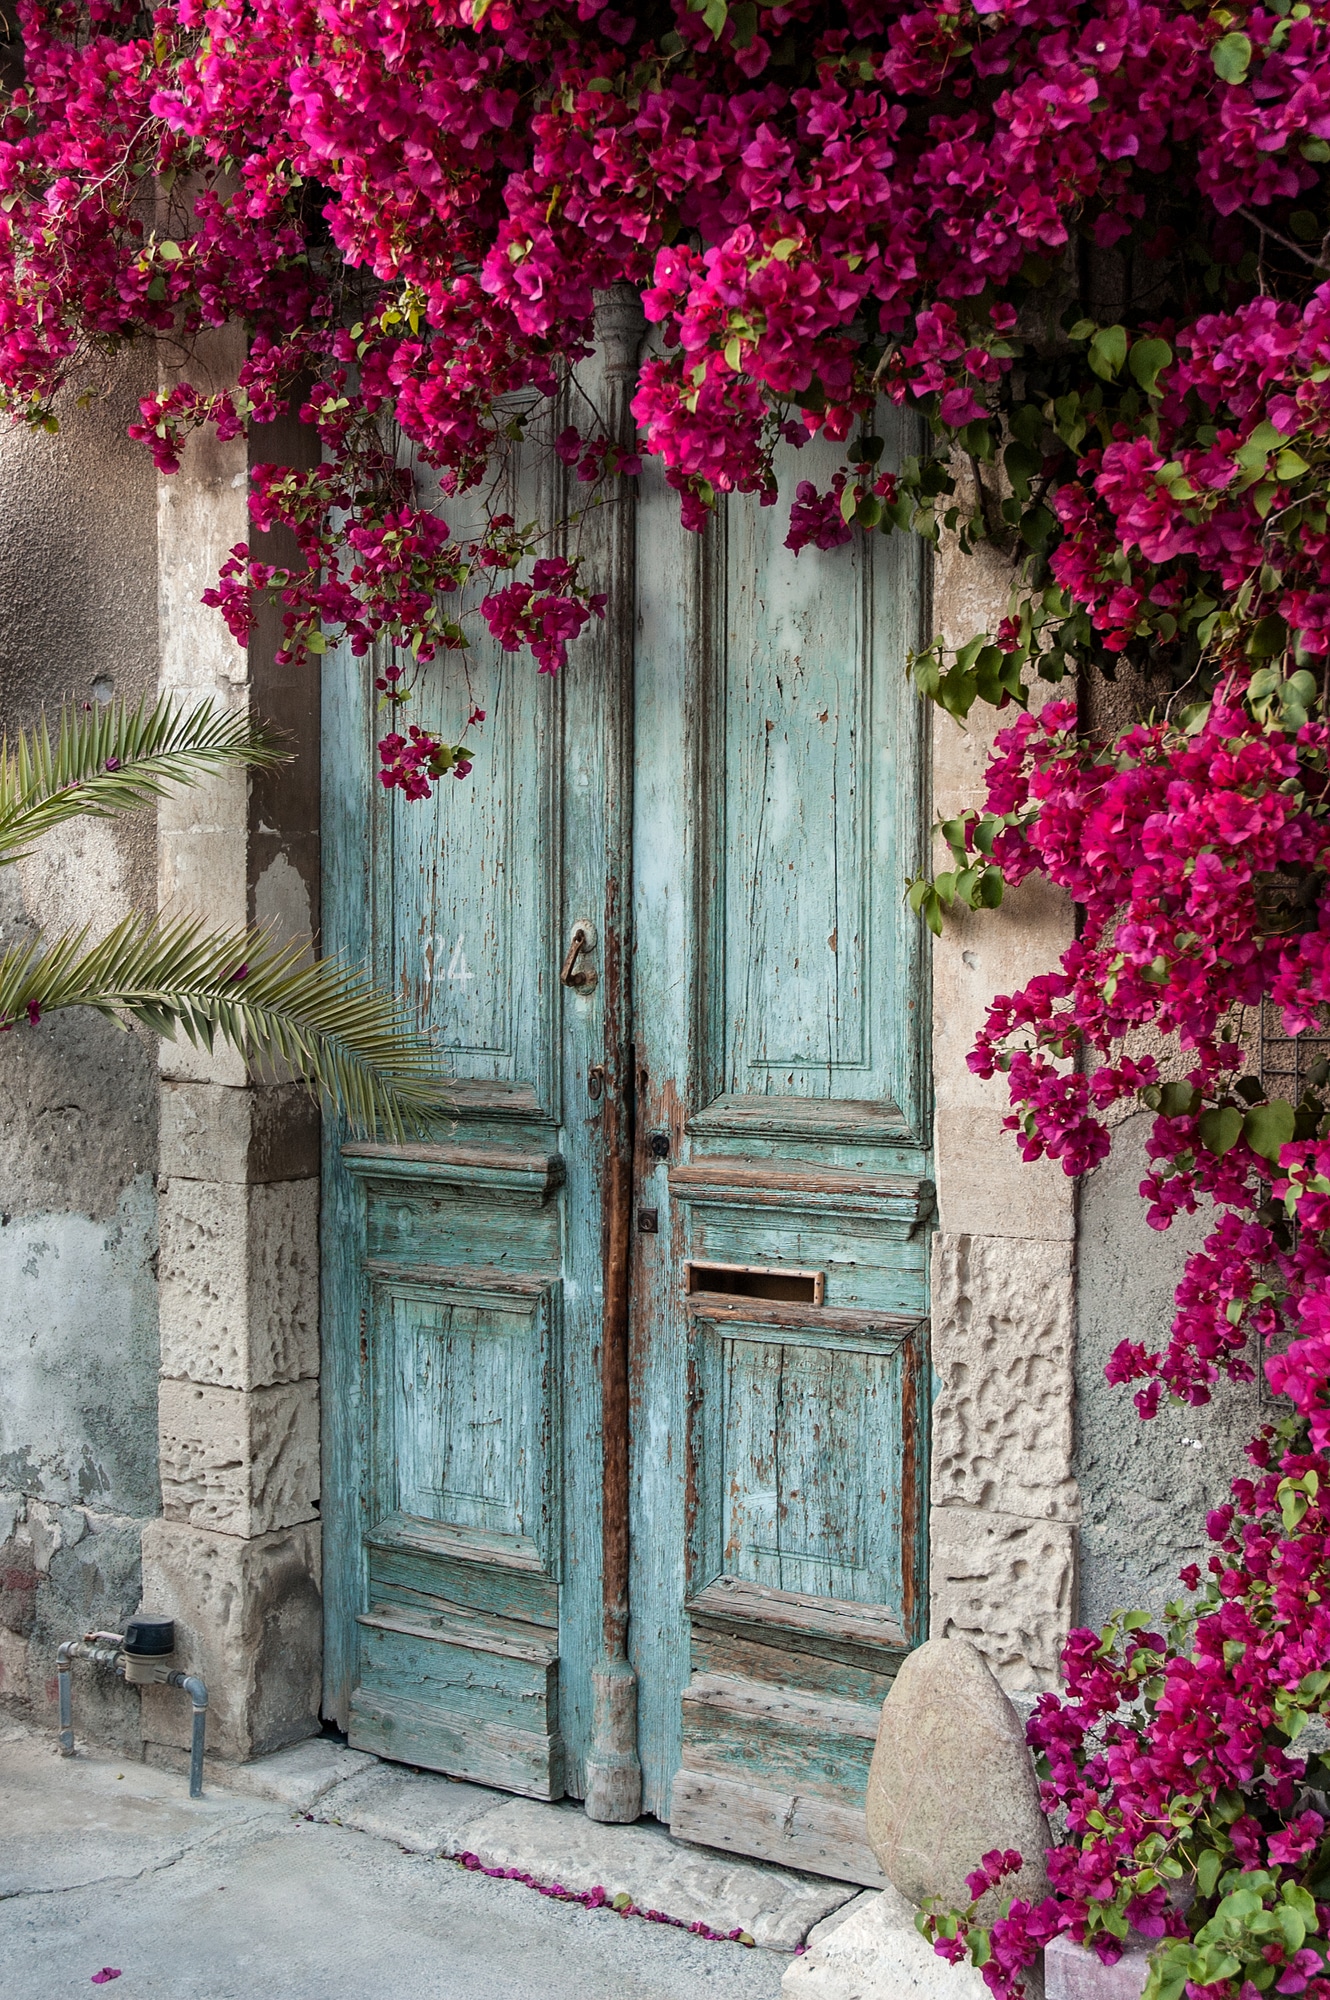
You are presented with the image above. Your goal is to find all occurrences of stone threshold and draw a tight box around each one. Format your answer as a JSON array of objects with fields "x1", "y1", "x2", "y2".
[{"x1": 163, "y1": 1735, "x2": 865, "y2": 1954}]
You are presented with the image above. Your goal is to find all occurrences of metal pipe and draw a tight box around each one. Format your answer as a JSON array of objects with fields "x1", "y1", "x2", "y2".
[
  {"x1": 56, "y1": 1637, "x2": 124, "y2": 1757},
  {"x1": 167, "y1": 1672, "x2": 208, "y2": 1798},
  {"x1": 56, "y1": 1641, "x2": 75, "y2": 1757},
  {"x1": 55, "y1": 1636, "x2": 205, "y2": 1798}
]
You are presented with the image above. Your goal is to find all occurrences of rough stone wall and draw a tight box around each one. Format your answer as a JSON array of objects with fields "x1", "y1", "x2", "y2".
[
  {"x1": 0, "y1": 358, "x2": 162, "y2": 1753},
  {"x1": 926, "y1": 534, "x2": 1269, "y2": 1681},
  {"x1": 140, "y1": 327, "x2": 324, "y2": 1767},
  {"x1": 1075, "y1": 1114, "x2": 1263, "y2": 1631},
  {"x1": 926, "y1": 531, "x2": 1079, "y2": 1693}
]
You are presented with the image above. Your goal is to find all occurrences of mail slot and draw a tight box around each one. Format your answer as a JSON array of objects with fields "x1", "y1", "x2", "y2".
[{"x1": 684, "y1": 1261, "x2": 826, "y2": 1306}]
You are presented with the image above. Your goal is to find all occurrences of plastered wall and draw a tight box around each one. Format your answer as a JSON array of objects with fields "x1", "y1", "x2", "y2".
[
  {"x1": 0, "y1": 359, "x2": 162, "y2": 1753},
  {"x1": 1075, "y1": 1114, "x2": 1264, "y2": 1631}
]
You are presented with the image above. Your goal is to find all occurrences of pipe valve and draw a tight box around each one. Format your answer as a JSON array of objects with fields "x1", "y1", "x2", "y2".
[{"x1": 56, "y1": 1613, "x2": 209, "y2": 1798}]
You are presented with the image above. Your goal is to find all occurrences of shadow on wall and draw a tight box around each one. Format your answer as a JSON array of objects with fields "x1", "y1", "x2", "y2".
[
  {"x1": 0, "y1": 356, "x2": 162, "y2": 1756},
  {"x1": 1075, "y1": 1110, "x2": 1265, "y2": 1633}
]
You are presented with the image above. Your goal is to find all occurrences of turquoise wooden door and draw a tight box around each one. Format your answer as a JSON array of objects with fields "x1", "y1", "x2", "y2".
[{"x1": 322, "y1": 317, "x2": 931, "y2": 1878}]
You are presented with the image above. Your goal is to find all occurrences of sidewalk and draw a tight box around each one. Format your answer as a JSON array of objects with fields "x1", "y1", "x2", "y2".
[{"x1": 0, "y1": 1717, "x2": 867, "y2": 1999}]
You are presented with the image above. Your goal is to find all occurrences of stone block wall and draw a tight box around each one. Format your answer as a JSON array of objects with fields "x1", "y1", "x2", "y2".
[
  {"x1": 139, "y1": 328, "x2": 324, "y2": 1765},
  {"x1": 926, "y1": 531, "x2": 1080, "y2": 1692}
]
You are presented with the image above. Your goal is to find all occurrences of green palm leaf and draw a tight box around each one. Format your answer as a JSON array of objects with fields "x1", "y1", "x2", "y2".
[
  {"x1": 0, "y1": 914, "x2": 451, "y2": 1141},
  {"x1": 0, "y1": 693, "x2": 286, "y2": 865}
]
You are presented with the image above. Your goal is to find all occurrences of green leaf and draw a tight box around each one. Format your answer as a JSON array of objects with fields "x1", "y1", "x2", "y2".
[
  {"x1": 1276, "y1": 1904, "x2": 1308, "y2": 1952},
  {"x1": 1004, "y1": 439, "x2": 1042, "y2": 502},
  {"x1": 1129, "y1": 338, "x2": 1173, "y2": 396},
  {"x1": 1235, "y1": 420, "x2": 1291, "y2": 477},
  {"x1": 1282, "y1": 1884, "x2": 1318, "y2": 1928},
  {"x1": 1275, "y1": 447, "x2": 1311, "y2": 481},
  {"x1": 1089, "y1": 324, "x2": 1129, "y2": 382},
  {"x1": 0, "y1": 913, "x2": 451, "y2": 1141},
  {"x1": 1213, "y1": 31, "x2": 1252, "y2": 83},
  {"x1": 1248, "y1": 614, "x2": 1288, "y2": 660},
  {"x1": 1197, "y1": 1849, "x2": 1223, "y2": 1898},
  {"x1": 0, "y1": 694, "x2": 286, "y2": 868},
  {"x1": 1199, "y1": 1106, "x2": 1244, "y2": 1155},
  {"x1": 1244, "y1": 1099, "x2": 1296, "y2": 1162},
  {"x1": 689, "y1": 0, "x2": 728, "y2": 38},
  {"x1": 1020, "y1": 503, "x2": 1057, "y2": 553}
]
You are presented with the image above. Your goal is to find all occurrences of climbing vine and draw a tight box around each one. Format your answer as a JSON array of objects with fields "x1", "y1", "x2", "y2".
[{"x1": 10, "y1": 2, "x2": 1330, "y2": 1989}]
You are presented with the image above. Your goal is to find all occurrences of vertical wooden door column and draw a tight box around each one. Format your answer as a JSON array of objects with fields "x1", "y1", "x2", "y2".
[{"x1": 321, "y1": 292, "x2": 644, "y2": 1808}]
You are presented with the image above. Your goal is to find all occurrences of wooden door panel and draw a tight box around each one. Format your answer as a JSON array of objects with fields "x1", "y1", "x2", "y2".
[
  {"x1": 718, "y1": 1335, "x2": 909, "y2": 1605},
  {"x1": 340, "y1": 1152, "x2": 566, "y2": 1796},
  {"x1": 631, "y1": 417, "x2": 932, "y2": 1879},
  {"x1": 694, "y1": 434, "x2": 929, "y2": 1143},
  {"x1": 688, "y1": 1308, "x2": 926, "y2": 1630},
  {"x1": 716, "y1": 503, "x2": 872, "y2": 1087},
  {"x1": 324, "y1": 313, "x2": 642, "y2": 1813},
  {"x1": 386, "y1": 647, "x2": 559, "y2": 1114},
  {"x1": 373, "y1": 1273, "x2": 556, "y2": 1561}
]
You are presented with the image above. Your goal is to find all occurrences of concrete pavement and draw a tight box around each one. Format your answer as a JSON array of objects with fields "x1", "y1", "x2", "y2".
[{"x1": 0, "y1": 1718, "x2": 837, "y2": 1999}]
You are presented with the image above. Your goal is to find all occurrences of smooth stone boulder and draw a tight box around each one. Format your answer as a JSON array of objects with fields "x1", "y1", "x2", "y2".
[{"x1": 866, "y1": 1637, "x2": 1050, "y2": 1919}]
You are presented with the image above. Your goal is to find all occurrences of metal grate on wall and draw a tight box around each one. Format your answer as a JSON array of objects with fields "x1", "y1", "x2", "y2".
[
  {"x1": 1259, "y1": 996, "x2": 1330, "y2": 1104},
  {"x1": 1256, "y1": 999, "x2": 1329, "y2": 1409}
]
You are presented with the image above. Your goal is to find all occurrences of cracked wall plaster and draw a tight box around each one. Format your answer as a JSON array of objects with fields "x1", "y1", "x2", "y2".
[
  {"x1": 1076, "y1": 1112, "x2": 1264, "y2": 1630},
  {"x1": 0, "y1": 357, "x2": 161, "y2": 1746}
]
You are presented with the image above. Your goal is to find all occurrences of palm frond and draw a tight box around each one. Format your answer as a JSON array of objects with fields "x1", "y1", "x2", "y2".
[
  {"x1": 0, "y1": 694, "x2": 288, "y2": 866},
  {"x1": 0, "y1": 915, "x2": 452, "y2": 1141}
]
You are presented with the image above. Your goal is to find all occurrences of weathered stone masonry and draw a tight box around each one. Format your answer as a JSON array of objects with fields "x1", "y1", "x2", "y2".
[
  {"x1": 926, "y1": 535, "x2": 1079, "y2": 1694},
  {"x1": 141, "y1": 327, "x2": 324, "y2": 1764}
]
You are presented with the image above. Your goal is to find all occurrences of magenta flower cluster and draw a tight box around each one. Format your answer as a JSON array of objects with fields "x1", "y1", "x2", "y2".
[
  {"x1": 966, "y1": 682, "x2": 1330, "y2": 1439},
  {"x1": 3, "y1": 0, "x2": 1328, "y2": 748},
  {"x1": 921, "y1": 1422, "x2": 1330, "y2": 2000}
]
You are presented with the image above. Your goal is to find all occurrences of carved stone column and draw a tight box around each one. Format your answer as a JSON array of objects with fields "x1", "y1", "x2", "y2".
[
  {"x1": 140, "y1": 329, "x2": 325, "y2": 1763},
  {"x1": 926, "y1": 524, "x2": 1080, "y2": 1693}
]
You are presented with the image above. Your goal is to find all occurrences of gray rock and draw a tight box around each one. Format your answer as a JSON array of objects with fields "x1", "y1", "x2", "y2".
[
  {"x1": 1045, "y1": 1933, "x2": 1151, "y2": 2000},
  {"x1": 781, "y1": 1884, "x2": 989, "y2": 2000},
  {"x1": 865, "y1": 1637, "x2": 1050, "y2": 1918}
]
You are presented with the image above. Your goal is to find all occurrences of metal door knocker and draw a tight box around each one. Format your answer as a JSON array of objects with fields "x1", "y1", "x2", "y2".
[{"x1": 560, "y1": 920, "x2": 598, "y2": 990}]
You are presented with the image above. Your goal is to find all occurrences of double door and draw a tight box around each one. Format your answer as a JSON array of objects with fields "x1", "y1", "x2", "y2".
[{"x1": 321, "y1": 317, "x2": 933, "y2": 1885}]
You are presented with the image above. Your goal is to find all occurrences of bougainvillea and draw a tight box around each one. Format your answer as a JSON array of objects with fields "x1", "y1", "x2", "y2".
[
  {"x1": 920, "y1": 1418, "x2": 1330, "y2": 2000},
  {"x1": 11, "y1": 5, "x2": 1330, "y2": 1992},
  {"x1": 5, "y1": 0, "x2": 1330, "y2": 735}
]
